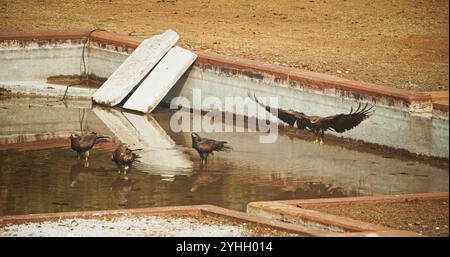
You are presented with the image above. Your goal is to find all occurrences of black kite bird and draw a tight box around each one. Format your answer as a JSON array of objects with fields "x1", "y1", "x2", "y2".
[
  {"x1": 112, "y1": 143, "x2": 140, "y2": 174},
  {"x1": 250, "y1": 93, "x2": 374, "y2": 145},
  {"x1": 70, "y1": 132, "x2": 109, "y2": 161},
  {"x1": 191, "y1": 133, "x2": 232, "y2": 165}
]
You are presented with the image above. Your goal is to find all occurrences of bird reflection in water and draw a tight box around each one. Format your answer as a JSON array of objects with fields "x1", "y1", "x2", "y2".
[
  {"x1": 69, "y1": 161, "x2": 107, "y2": 187},
  {"x1": 111, "y1": 175, "x2": 136, "y2": 205},
  {"x1": 285, "y1": 180, "x2": 354, "y2": 198},
  {"x1": 190, "y1": 171, "x2": 223, "y2": 193}
]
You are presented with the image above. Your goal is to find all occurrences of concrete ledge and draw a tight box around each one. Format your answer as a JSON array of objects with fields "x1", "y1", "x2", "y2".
[
  {"x1": 0, "y1": 29, "x2": 435, "y2": 110},
  {"x1": 0, "y1": 205, "x2": 330, "y2": 237},
  {"x1": 327, "y1": 230, "x2": 423, "y2": 237},
  {"x1": 426, "y1": 91, "x2": 449, "y2": 113},
  {"x1": 90, "y1": 30, "x2": 141, "y2": 49},
  {"x1": 247, "y1": 201, "x2": 390, "y2": 233},
  {"x1": 247, "y1": 192, "x2": 447, "y2": 236},
  {"x1": 89, "y1": 31, "x2": 434, "y2": 111},
  {"x1": 196, "y1": 52, "x2": 431, "y2": 106},
  {"x1": 0, "y1": 204, "x2": 421, "y2": 237},
  {"x1": 277, "y1": 192, "x2": 449, "y2": 205},
  {"x1": 0, "y1": 30, "x2": 91, "y2": 41},
  {"x1": 434, "y1": 102, "x2": 449, "y2": 113},
  {"x1": 0, "y1": 81, "x2": 96, "y2": 99}
]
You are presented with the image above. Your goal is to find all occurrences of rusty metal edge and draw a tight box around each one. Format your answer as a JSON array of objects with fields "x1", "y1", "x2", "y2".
[{"x1": 0, "y1": 29, "x2": 435, "y2": 107}]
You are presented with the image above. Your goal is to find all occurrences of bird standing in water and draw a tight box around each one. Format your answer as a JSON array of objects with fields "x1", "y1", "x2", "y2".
[
  {"x1": 250, "y1": 93, "x2": 374, "y2": 145},
  {"x1": 112, "y1": 143, "x2": 140, "y2": 174},
  {"x1": 191, "y1": 133, "x2": 231, "y2": 165},
  {"x1": 70, "y1": 132, "x2": 109, "y2": 161}
]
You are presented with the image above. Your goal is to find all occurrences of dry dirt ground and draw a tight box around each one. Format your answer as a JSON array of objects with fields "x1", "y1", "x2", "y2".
[
  {"x1": 303, "y1": 198, "x2": 449, "y2": 237},
  {"x1": 0, "y1": 0, "x2": 448, "y2": 91}
]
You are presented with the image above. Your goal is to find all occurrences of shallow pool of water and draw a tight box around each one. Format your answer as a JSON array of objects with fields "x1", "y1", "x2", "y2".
[{"x1": 0, "y1": 97, "x2": 448, "y2": 216}]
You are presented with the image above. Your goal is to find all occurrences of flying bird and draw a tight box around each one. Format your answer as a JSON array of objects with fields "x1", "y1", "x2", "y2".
[
  {"x1": 191, "y1": 133, "x2": 232, "y2": 165},
  {"x1": 70, "y1": 132, "x2": 110, "y2": 161},
  {"x1": 112, "y1": 143, "x2": 140, "y2": 174},
  {"x1": 250, "y1": 93, "x2": 374, "y2": 145}
]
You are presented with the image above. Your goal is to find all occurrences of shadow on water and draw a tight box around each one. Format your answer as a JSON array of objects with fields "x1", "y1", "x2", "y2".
[{"x1": 0, "y1": 98, "x2": 448, "y2": 215}]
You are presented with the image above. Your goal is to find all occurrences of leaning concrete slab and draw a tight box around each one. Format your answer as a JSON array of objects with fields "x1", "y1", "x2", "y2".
[
  {"x1": 92, "y1": 30, "x2": 179, "y2": 106},
  {"x1": 121, "y1": 111, "x2": 193, "y2": 173},
  {"x1": 123, "y1": 46, "x2": 197, "y2": 113}
]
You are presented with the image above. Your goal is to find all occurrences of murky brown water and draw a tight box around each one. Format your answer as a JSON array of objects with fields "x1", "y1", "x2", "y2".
[{"x1": 0, "y1": 98, "x2": 448, "y2": 216}]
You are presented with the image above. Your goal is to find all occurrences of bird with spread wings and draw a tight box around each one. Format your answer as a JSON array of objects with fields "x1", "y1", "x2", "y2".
[{"x1": 249, "y1": 93, "x2": 374, "y2": 145}]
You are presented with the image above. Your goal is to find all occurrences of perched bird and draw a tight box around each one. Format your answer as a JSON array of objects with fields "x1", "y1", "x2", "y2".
[
  {"x1": 191, "y1": 133, "x2": 231, "y2": 165},
  {"x1": 112, "y1": 143, "x2": 140, "y2": 174},
  {"x1": 250, "y1": 93, "x2": 374, "y2": 145},
  {"x1": 70, "y1": 132, "x2": 109, "y2": 161}
]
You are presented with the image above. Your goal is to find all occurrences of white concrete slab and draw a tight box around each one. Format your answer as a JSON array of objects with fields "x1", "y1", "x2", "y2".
[
  {"x1": 92, "y1": 30, "x2": 179, "y2": 106},
  {"x1": 123, "y1": 46, "x2": 197, "y2": 113},
  {"x1": 92, "y1": 107, "x2": 192, "y2": 175}
]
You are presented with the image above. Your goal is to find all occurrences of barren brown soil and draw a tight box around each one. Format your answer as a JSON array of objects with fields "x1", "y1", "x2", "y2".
[
  {"x1": 303, "y1": 198, "x2": 449, "y2": 237},
  {"x1": 0, "y1": 0, "x2": 448, "y2": 91}
]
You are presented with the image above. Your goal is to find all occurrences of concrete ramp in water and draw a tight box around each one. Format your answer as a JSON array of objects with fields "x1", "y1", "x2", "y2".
[
  {"x1": 92, "y1": 30, "x2": 179, "y2": 106},
  {"x1": 123, "y1": 46, "x2": 197, "y2": 113},
  {"x1": 92, "y1": 107, "x2": 192, "y2": 175}
]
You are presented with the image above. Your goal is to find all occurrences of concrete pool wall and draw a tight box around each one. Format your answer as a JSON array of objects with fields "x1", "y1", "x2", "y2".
[
  {"x1": 0, "y1": 204, "x2": 420, "y2": 237},
  {"x1": 0, "y1": 30, "x2": 448, "y2": 158}
]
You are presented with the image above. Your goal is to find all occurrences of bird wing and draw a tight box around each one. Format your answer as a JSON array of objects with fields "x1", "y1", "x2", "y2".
[
  {"x1": 196, "y1": 139, "x2": 217, "y2": 152},
  {"x1": 320, "y1": 103, "x2": 374, "y2": 133},
  {"x1": 123, "y1": 153, "x2": 135, "y2": 163},
  {"x1": 79, "y1": 134, "x2": 97, "y2": 148},
  {"x1": 250, "y1": 93, "x2": 310, "y2": 128}
]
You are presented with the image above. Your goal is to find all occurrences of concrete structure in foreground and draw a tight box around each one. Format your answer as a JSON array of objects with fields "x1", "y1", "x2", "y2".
[
  {"x1": 247, "y1": 192, "x2": 448, "y2": 235},
  {"x1": 0, "y1": 30, "x2": 448, "y2": 158},
  {"x1": 0, "y1": 204, "x2": 420, "y2": 237}
]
